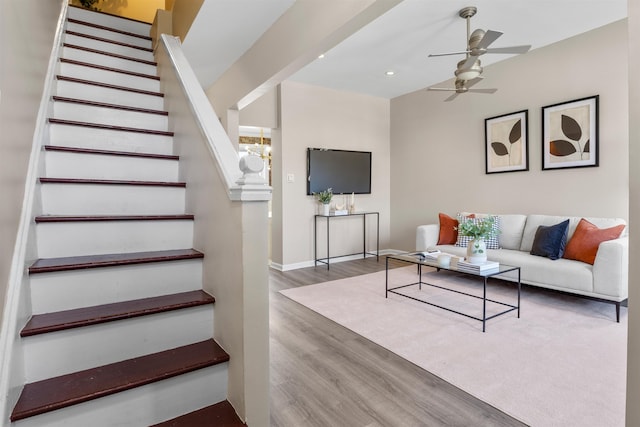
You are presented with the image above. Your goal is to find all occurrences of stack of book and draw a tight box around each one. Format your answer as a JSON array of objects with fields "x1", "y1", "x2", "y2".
[{"x1": 454, "y1": 259, "x2": 500, "y2": 274}]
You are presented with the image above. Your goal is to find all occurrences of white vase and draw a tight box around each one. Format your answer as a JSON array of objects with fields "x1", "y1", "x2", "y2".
[
  {"x1": 322, "y1": 203, "x2": 330, "y2": 216},
  {"x1": 466, "y1": 239, "x2": 487, "y2": 264}
]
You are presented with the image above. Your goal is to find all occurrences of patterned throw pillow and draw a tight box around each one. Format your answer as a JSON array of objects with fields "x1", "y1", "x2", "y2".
[{"x1": 455, "y1": 214, "x2": 501, "y2": 249}]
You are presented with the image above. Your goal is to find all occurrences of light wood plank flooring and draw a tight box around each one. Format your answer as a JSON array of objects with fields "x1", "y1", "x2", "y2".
[{"x1": 269, "y1": 258, "x2": 527, "y2": 427}]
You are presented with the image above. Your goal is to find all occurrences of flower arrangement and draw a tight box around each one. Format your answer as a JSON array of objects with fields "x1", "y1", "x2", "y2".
[
  {"x1": 456, "y1": 216, "x2": 498, "y2": 240},
  {"x1": 313, "y1": 188, "x2": 333, "y2": 204}
]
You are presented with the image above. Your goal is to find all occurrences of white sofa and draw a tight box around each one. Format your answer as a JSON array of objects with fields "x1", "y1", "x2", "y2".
[{"x1": 416, "y1": 214, "x2": 628, "y2": 321}]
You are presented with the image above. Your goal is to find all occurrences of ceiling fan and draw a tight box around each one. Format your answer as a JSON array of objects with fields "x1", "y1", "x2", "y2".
[
  {"x1": 429, "y1": 6, "x2": 532, "y2": 81},
  {"x1": 428, "y1": 77, "x2": 497, "y2": 102}
]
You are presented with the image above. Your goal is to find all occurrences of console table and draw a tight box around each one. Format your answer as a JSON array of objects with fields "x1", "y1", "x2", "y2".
[{"x1": 314, "y1": 211, "x2": 379, "y2": 269}]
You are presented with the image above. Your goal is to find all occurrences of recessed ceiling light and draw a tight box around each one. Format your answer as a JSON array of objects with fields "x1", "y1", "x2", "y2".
[
  {"x1": 385, "y1": 71, "x2": 395, "y2": 76},
  {"x1": 318, "y1": 54, "x2": 325, "y2": 59}
]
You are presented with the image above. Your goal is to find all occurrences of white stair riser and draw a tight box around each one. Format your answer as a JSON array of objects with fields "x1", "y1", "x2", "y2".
[
  {"x1": 61, "y1": 46, "x2": 157, "y2": 76},
  {"x1": 30, "y1": 259, "x2": 203, "y2": 313},
  {"x1": 64, "y1": 33, "x2": 154, "y2": 62},
  {"x1": 23, "y1": 306, "x2": 214, "y2": 382},
  {"x1": 40, "y1": 183, "x2": 186, "y2": 215},
  {"x1": 59, "y1": 62, "x2": 160, "y2": 92},
  {"x1": 68, "y1": 7, "x2": 152, "y2": 39},
  {"x1": 12, "y1": 364, "x2": 228, "y2": 427},
  {"x1": 44, "y1": 151, "x2": 178, "y2": 182},
  {"x1": 49, "y1": 124, "x2": 173, "y2": 155},
  {"x1": 52, "y1": 101, "x2": 168, "y2": 131},
  {"x1": 55, "y1": 78, "x2": 163, "y2": 110},
  {"x1": 66, "y1": 21, "x2": 152, "y2": 49},
  {"x1": 36, "y1": 220, "x2": 193, "y2": 258}
]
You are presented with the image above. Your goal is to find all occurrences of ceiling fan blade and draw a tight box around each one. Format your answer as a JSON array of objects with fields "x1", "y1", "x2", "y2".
[
  {"x1": 428, "y1": 50, "x2": 471, "y2": 58},
  {"x1": 427, "y1": 87, "x2": 457, "y2": 92},
  {"x1": 476, "y1": 30, "x2": 503, "y2": 49},
  {"x1": 468, "y1": 88, "x2": 498, "y2": 94},
  {"x1": 444, "y1": 93, "x2": 460, "y2": 102},
  {"x1": 460, "y1": 55, "x2": 478, "y2": 71},
  {"x1": 486, "y1": 45, "x2": 532, "y2": 54}
]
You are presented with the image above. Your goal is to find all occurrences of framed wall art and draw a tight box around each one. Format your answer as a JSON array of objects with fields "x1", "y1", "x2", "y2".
[
  {"x1": 542, "y1": 95, "x2": 599, "y2": 170},
  {"x1": 485, "y1": 110, "x2": 528, "y2": 174}
]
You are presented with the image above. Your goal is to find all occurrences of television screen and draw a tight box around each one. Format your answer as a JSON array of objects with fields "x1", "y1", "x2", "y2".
[{"x1": 307, "y1": 148, "x2": 372, "y2": 195}]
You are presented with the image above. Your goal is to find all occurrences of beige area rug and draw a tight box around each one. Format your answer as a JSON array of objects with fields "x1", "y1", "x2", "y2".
[{"x1": 280, "y1": 266, "x2": 627, "y2": 427}]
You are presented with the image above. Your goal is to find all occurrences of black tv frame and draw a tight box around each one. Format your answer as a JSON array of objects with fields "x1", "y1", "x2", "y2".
[{"x1": 306, "y1": 148, "x2": 372, "y2": 195}]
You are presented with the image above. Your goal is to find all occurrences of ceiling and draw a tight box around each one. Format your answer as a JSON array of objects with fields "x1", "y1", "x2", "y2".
[{"x1": 182, "y1": 0, "x2": 628, "y2": 100}]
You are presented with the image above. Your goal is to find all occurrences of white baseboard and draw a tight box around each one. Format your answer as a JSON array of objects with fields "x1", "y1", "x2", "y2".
[{"x1": 269, "y1": 249, "x2": 405, "y2": 272}]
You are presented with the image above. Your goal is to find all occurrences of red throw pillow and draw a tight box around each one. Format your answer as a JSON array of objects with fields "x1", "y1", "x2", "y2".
[
  {"x1": 563, "y1": 218, "x2": 625, "y2": 265},
  {"x1": 437, "y1": 213, "x2": 459, "y2": 245}
]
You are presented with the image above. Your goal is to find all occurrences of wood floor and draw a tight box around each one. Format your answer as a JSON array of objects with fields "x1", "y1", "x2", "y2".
[{"x1": 269, "y1": 258, "x2": 527, "y2": 427}]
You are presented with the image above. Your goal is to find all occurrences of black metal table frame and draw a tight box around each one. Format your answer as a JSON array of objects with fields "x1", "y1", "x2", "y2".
[
  {"x1": 314, "y1": 212, "x2": 379, "y2": 270},
  {"x1": 385, "y1": 254, "x2": 521, "y2": 332}
]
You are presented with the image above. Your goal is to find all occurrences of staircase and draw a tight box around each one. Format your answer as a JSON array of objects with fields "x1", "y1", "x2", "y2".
[{"x1": 9, "y1": 6, "x2": 244, "y2": 426}]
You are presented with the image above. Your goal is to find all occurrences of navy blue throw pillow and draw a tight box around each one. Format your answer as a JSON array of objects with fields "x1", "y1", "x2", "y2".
[{"x1": 530, "y1": 219, "x2": 570, "y2": 260}]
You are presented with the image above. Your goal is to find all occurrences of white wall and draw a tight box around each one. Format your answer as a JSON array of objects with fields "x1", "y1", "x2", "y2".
[
  {"x1": 389, "y1": 19, "x2": 629, "y2": 251},
  {"x1": 272, "y1": 81, "x2": 390, "y2": 269}
]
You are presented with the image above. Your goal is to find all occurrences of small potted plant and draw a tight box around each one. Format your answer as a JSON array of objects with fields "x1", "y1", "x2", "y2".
[
  {"x1": 313, "y1": 188, "x2": 333, "y2": 215},
  {"x1": 456, "y1": 216, "x2": 498, "y2": 264}
]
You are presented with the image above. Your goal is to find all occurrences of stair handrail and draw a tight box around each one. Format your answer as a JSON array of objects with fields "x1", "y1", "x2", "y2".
[{"x1": 159, "y1": 34, "x2": 271, "y2": 202}]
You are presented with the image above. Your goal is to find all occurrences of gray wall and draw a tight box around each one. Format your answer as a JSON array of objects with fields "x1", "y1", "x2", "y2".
[{"x1": 389, "y1": 19, "x2": 629, "y2": 251}]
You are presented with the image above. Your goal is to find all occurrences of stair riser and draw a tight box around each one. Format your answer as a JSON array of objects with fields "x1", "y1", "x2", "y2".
[
  {"x1": 62, "y1": 46, "x2": 157, "y2": 76},
  {"x1": 30, "y1": 259, "x2": 203, "y2": 313},
  {"x1": 36, "y1": 220, "x2": 193, "y2": 258},
  {"x1": 55, "y1": 78, "x2": 163, "y2": 111},
  {"x1": 24, "y1": 306, "x2": 214, "y2": 382},
  {"x1": 52, "y1": 101, "x2": 168, "y2": 131},
  {"x1": 64, "y1": 33, "x2": 154, "y2": 62},
  {"x1": 49, "y1": 123, "x2": 173, "y2": 155},
  {"x1": 44, "y1": 151, "x2": 178, "y2": 182},
  {"x1": 40, "y1": 183, "x2": 186, "y2": 215},
  {"x1": 11, "y1": 364, "x2": 228, "y2": 427},
  {"x1": 66, "y1": 21, "x2": 152, "y2": 49},
  {"x1": 68, "y1": 7, "x2": 152, "y2": 38},
  {"x1": 59, "y1": 61, "x2": 160, "y2": 92}
]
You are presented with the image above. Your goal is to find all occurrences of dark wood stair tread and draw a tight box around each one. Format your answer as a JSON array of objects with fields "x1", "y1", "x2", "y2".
[
  {"x1": 65, "y1": 30, "x2": 153, "y2": 53},
  {"x1": 10, "y1": 339, "x2": 229, "y2": 421},
  {"x1": 48, "y1": 118, "x2": 173, "y2": 136},
  {"x1": 44, "y1": 145, "x2": 178, "y2": 160},
  {"x1": 21, "y1": 290, "x2": 214, "y2": 337},
  {"x1": 67, "y1": 17, "x2": 153, "y2": 41},
  {"x1": 63, "y1": 43, "x2": 157, "y2": 66},
  {"x1": 59, "y1": 57, "x2": 159, "y2": 80},
  {"x1": 34, "y1": 214, "x2": 193, "y2": 223},
  {"x1": 39, "y1": 177, "x2": 185, "y2": 187},
  {"x1": 29, "y1": 249, "x2": 204, "y2": 274},
  {"x1": 151, "y1": 400, "x2": 247, "y2": 427},
  {"x1": 52, "y1": 95, "x2": 166, "y2": 115},
  {"x1": 56, "y1": 75, "x2": 163, "y2": 97}
]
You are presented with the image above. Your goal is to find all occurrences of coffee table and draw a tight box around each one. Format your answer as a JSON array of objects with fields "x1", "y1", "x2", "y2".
[{"x1": 385, "y1": 253, "x2": 521, "y2": 332}]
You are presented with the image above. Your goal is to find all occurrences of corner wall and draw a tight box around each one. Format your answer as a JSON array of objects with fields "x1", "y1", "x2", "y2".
[
  {"x1": 273, "y1": 81, "x2": 391, "y2": 269},
  {"x1": 390, "y1": 19, "x2": 629, "y2": 251}
]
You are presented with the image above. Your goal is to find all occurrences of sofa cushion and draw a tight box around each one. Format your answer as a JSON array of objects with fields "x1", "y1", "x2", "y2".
[
  {"x1": 437, "y1": 213, "x2": 458, "y2": 245},
  {"x1": 455, "y1": 214, "x2": 500, "y2": 249},
  {"x1": 563, "y1": 218, "x2": 626, "y2": 265},
  {"x1": 520, "y1": 215, "x2": 571, "y2": 252},
  {"x1": 498, "y1": 214, "x2": 528, "y2": 250},
  {"x1": 530, "y1": 219, "x2": 569, "y2": 260}
]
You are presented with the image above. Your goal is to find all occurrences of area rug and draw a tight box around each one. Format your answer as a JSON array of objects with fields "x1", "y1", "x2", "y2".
[{"x1": 280, "y1": 266, "x2": 627, "y2": 427}]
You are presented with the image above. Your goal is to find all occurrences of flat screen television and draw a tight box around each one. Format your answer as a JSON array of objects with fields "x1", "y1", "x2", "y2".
[{"x1": 306, "y1": 148, "x2": 372, "y2": 195}]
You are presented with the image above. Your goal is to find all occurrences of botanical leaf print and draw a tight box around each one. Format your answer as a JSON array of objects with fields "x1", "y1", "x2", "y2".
[
  {"x1": 491, "y1": 142, "x2": 509, "y2": 156},
  {"x1": 550, "y1": 140, "x2": 577, "y2": 156},
  {"x1": 509, "y1": 119, "x2": 521, "y2": 144},
  {"x1": 561, "y1": 115, "x2": 582, "y2": 141}
]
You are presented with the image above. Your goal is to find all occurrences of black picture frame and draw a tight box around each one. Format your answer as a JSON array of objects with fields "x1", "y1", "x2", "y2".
[{"x1": 484, "y1": 110, "x2": 529, "y2": 174}]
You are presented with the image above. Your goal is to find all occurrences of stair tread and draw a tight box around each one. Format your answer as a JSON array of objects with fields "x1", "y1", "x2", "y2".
[
  {"x1": 52, "y1": 95, "x2": 166, "y2": 115},
  {"x1": 65, "y1": 30, "x2": 153, "y2": 53},
  {"x1": 151, "y1": 400, "x2": 247, "y2": 427},
  {"x1": 21, "y1": 290, "x2": 214, "y2": 337},
  {"x1": 56, "y1": 74, "x2": 163, "y2": 97},
  {"x1": 59, "y1": 58, "x2": 159, "y2": 80},
  {"x1": 67, "y1": 17, "x2": 153, "y2": 41},
  {"x1": 39, "y1": 177, "x2": 185, "y2": 187},
  {"x1": 29, "y1": 249, "x2": 204, "y2": 274},
  {"x1": 35, "y1": 214, "x2": 193, "y2": 223},
  {"x1": 48, "y1": 118, "x2": 173, "y2": 136},
  {"x1": 10, "y1": 339, "x2": 228, "y2": 421},
  {"x1": 44, "y1": 145, "x2": 178, "y2": 160},
  {"x1": 63, "y1": 42, "x2": 157, "y2": 66}
]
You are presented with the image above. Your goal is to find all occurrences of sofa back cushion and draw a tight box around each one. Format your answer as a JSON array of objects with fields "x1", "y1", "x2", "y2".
[{"x1": 498, "y1": 214, "x2": 528, "y2": 250}]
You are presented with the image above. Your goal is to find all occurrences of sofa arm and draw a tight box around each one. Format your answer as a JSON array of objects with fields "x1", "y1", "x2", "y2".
[
  {"x1": 416, "y1": 224, "x2": 440, "y2": 251},
  {"x1": 592, "y1": 236, "x2": 628, "y2": 299}
]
